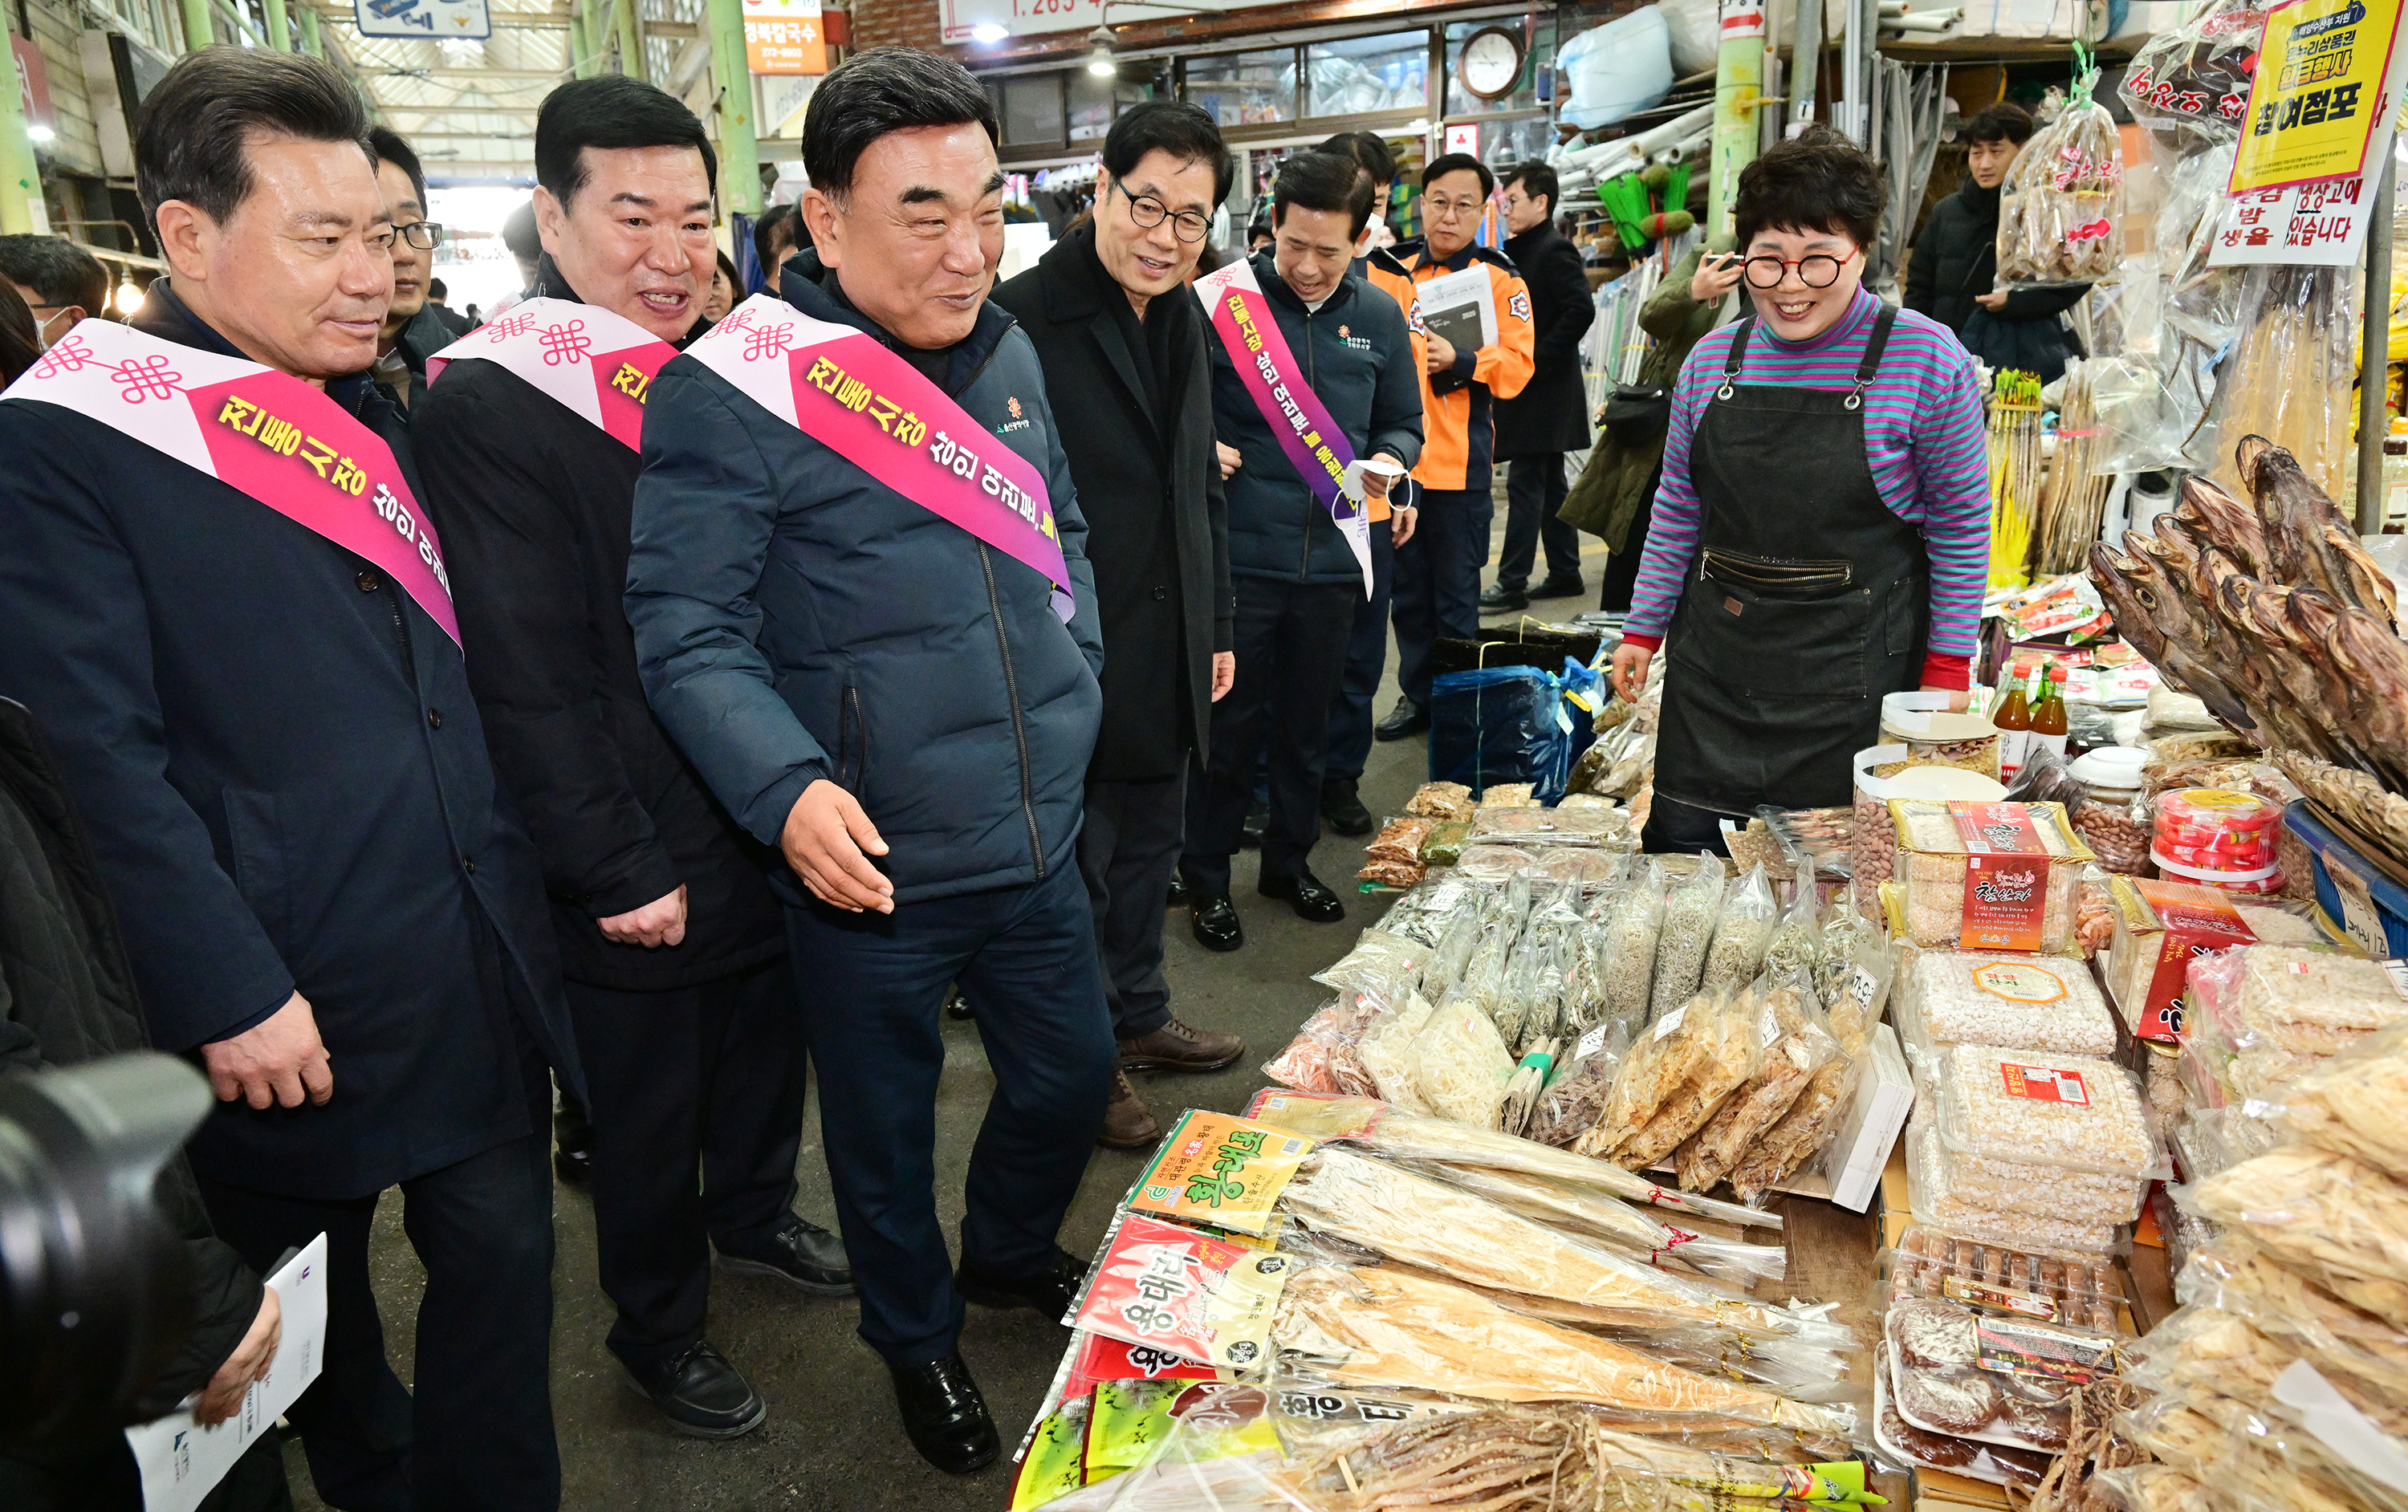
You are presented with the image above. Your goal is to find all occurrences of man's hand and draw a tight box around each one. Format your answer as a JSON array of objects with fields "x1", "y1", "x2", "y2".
[
  {"x1": 1920, "y1": 682, "x2": 1972, "y2": 712},
  {"x1": 1424, "y1": 334, "x2": 1457, "y2": 374},
  {"x1": 1210, "y1": 652, "x2": 1235, "y2": 702},
  {"x1": 1215, "y1": 441, "x2": 1241, "y2": 480},
  {"x1": 194, "y1": 1286, "x2": 280, "y2": 1427},
  {"x1": 598, "y1": 884, "x2": 688, "y2": 948},
  {"x1": 1974, "y1": 289, "x2": 2009, "y2": 311},
  {"x1": 1611, "y1": 641, "x2": 1653, "y2": 704},
  {"x1": 782, "y1": 779, "x2": 893, "y2": 914},
  {"x1": 1390, "y1": 503, "x2": 1418, "y2": 547},
  {"x1": 201, "y1": 994, "x2": 332, "y2": 1109},
  {"x1": 1690, "y1": 253, "x2": 1744, "y2": 304}
]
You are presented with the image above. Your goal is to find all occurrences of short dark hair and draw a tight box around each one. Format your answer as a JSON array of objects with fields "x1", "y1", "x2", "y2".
[
  {"x1": 1732, "y1": 124, "x2": 1887, "y2": 253},
  {"x1": 1422, "y1": 152, "x2": 1495, "y2": 199},
  {"x1": 1963, "y1": 101, "x2": 2036, "y2": 147},
  {"x1": 1503, "y1": 161, "x2": 1558, "y2": 215},
  {"x1": 1104, "y1": 101, "x2": 1233, "y2": 209},
  {"x1": 132, "y1": 47, "x2": 371, "y2": 231},
  {"x1": 428, "y1": 277, "x2": 449, "y2": 299},
  {"x1": 368, "y1": 126, "x2": 427, "y2": 211},
  {"x1": 1317, "y1": 130, "x2": 1395, "y2": 188},
  {"x1": 1271, "y1": 150, "x2": 1375, "y2": 240},
  {"x1": 803, "y1": 47, "x2": 998, "y2": 201},
  {"x1": 502, "y1": 199, "x2": 540, "y2": 260},
  {"x1": 535, "y1": 75, "x2": 716, "y2": 209},
  {"x1": 0, "y1": 234, "x2": 109, "y2": 320},
  {"x1": 753, "y1": 202, "x2": 797, "y2": 273},
  {"x1": 714, "y1": 249, "x2": 738, "y2": 288},
  {"x1": 0, "y1": 278, "x2": 39, "y2": 387}
]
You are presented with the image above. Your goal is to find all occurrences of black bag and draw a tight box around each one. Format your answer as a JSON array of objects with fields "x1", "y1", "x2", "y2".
[{"x1": 1599, "y1": 384, "x2": 1672, "y2": 439}]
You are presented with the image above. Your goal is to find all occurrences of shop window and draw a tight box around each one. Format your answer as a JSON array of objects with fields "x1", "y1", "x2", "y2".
[
  {"x1": 1443, "y1": 21, "x2": 1551, "y2": 118},
  {"x1": 1307, "y1": 31, "x2": 1428, "y2": 118},
  {"x1": 1182, "y1": 49, "x2": 1297, "y2": 126},
  {"x1": 1001, "y1": 73, "x2": 1066, "y2": 148},
  {"x1": 1068, "y1": 71, "x2": 1161, "y2": 141}
]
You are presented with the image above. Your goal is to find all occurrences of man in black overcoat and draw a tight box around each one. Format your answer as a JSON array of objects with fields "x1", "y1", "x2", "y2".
[{"x1": 1485, "y1": 162, "x2": 1597, "y2": 612}]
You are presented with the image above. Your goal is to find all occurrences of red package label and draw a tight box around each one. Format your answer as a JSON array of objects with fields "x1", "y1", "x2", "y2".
[
  {"x1": 1056, "y1": 1330, "x2": 1230, "y2": 1404},
  {"x1": 1962, "y1": 852, "x2": 2048, "y2": 951},
  {"x1": 1950, "y1": 801, "x2": 2050, "y2": 854},
  {"x1": 2134, "y1": 885, "x2": 2257, "y2": 1042},
  {"x1": 1999, "y1": 1062, "x2": 2091, "y2": 1104},
  {"x1": 1071, "y1": 1214, "x2": 1286, "y2": 1368},
  {"x1": 1975, "y1": 1316, "x2": 2120, "y2": 1383}
]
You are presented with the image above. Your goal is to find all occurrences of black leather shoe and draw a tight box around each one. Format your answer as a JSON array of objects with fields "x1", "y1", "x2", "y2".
[
  {"x1": 620, "y1": 1340, "x2": 765, "y2": 1439},
  {"x1": 1239, "y1": 800, "x2": 1267, "y2": 848},
  {"x1": 1165, "y1": 872, "x2": 1188, "y2": 908},
  {"x1": 716, "y1": 1217, "x2": 856, "y2": 1297},
  {"x1": 1479, "y1": 582, "x2": 1531, "y2": 612},
  {"x1": 957, "y1": 1245, "x2": 1090, "y2": 1322},
  {"x1": 1532, "y1": 574, "x2": 1587, "y2": 600},
  {"x1": 1374, "y1": 696, "x2": 1429, "y2": 742},
  {"x1": 1260, "y1": 868, "x2": 1346, "y2": 923},
  {"x1": 1321, "y1": 777, "x2": 1374, "y2": 837},
  {"x1": 889, "y1": 1354, "x2": 999, "y2": 1474},
  {"x1": 1189, "y1": 893, "x2": 1243, "y2": 952},
  {"x1": 552, "y1": 1140, "x2": 592, "y2": 1188}
]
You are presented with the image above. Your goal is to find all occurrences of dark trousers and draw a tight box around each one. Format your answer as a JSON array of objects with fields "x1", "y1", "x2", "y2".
[
  {"x1": 1393, "y1": 487, "x2": 1495, "y2": 708},
  {"x1": 787, "y1": 863, "x2": 1114, "y2": 1366},
  {"x1": 1080, "y1": 774, "x2": 1184, "y2": 1042},
  {"x1": 1, "y1": 1433, "x2": 288, "y2": 1512},
  {"x1": 1602, "y1": 467, "x2": 1658, "y2": 613},
  {"x1": 1498, "y1": 456, "x2": 1581, "y2": 591},
  {"x1": 567, "y1": 955, "x2": 807, "y2": 1368},
  {"x1": 1639, "y1": 791, "x2": 1735, "y2": 858},
  {"x1": 1322, "y1": 520, "x2": 1395, "y2": 786},
  {"x1": 197, "y1": 1054, "x2": 557, "y2": 1512},
  {"x1": 1183, "y1": 575, "x2": 1358, "y2": 895}
]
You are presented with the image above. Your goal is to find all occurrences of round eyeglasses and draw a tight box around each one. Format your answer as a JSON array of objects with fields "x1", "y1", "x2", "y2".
[
  {"x1": 1743, "y1": 250, "x2": 1853, "y2": 289},
  {"x1": 1115, "y1": 183, "x2": 1211, "y2": 244}
]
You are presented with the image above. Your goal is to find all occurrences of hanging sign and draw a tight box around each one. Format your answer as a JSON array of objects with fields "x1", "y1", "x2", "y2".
[
  {"x1": 2208, "y1": 173, "x2": 2377, "y2": 264},
  {"x1": 2227, "y1": 0, "x2": 2404, "y2": 193},
  {"x1": 744, "y1": 0, "x2": 826, "y2": 74},
  {"x1": 354, "y1": 0, "x2": 490, "y2": 39}
]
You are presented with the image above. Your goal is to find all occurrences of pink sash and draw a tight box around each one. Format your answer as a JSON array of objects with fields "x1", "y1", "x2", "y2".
[
  {"x1": 3, "y1": 319, "x2": 460, "y2": 645},
  {"x1": 1194, "y1": 258, "x2": 1374, "y2": 595},
  {"x1": 681, "y1": 294, "x2": 1073, "y2": 621},
  {"x1": 425, "y1": 297, "x2": 677, "y2": 451}
]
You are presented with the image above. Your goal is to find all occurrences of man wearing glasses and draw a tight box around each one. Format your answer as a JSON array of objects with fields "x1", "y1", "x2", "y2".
[
  {"x1": 1377, "y1": 152, "x2": 1535, "y2": 742},
  {"x1": 368, "y1": 127, "x2": 445, "y2": 411},
  {"x1": 1609, "y1": 128, "x2": 1989, "y2": 855},
  {"x1": 993, "y1": 102, "x2": 1243, "y2": 1151},
  {"x1": 0, "y1": 234, "x2": 109, "y2": 348}
]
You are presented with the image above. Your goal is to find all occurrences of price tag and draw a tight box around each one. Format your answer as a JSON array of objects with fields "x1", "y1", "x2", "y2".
[
  {"x1": 1576, "y1": 1024, "x2": 1609, "y2": 1059},
  {"x1": 1846, "y1": 966, "x2": 1878, "y2": 1009},
  {"x1": 2324, "y1": 852, "x2": 2390, "y2": 959},
  {"x1": 1999, "y1": 1062, "x2": 2091, "y2": 1105},
  {"x1": 1653, "y1": 1005, "x2": 1690, "y2": 1041}
]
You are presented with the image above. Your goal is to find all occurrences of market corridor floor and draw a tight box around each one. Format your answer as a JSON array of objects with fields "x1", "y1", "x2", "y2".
[{"x1": 280, "y1": 520, "x2": 1590, "y2": 1511}]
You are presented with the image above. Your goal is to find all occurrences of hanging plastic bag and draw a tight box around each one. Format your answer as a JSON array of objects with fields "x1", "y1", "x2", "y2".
[
  {"x1": 1998, "y1": 59, "x2": 2124, "y2": 288},
  {"x1": 1556, "y1": 7, "x2": 1674, "y2": 130}
]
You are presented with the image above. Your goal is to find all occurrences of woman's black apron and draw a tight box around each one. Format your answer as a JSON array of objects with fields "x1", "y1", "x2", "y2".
[{"x1": 1652, "y1": 307, "x2": 1930, "y2": 821}]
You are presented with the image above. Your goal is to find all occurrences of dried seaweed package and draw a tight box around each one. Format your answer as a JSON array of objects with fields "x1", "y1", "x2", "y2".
[
  {"x1": 1412, "y1": 995, "x2": 1519, "y2": 1128},
  {"x1": 1997, "y1": 70, "x2": 2122, "y2": 288},
  {"x1": 1356, "y1": 992, "x2": 1438, "y2": 1115},
  {"x1": 1699, "y1": 865, "x2": 1779, "y2": 1001},
  {"x1": 1614, "y1": 986, "x2": 1767, "y2": 1169},
  {"x1": 1675, "y1": 990, "x2": 1841, "y2": 1193},
  {"x1": 1651, "y1": 856, "x2": 1726, "y2": 1020}
]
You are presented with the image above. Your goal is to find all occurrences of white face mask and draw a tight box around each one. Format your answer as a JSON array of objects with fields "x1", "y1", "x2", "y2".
[{"x1": 35, "y1": 307, "x2": 75, "y2": 351}]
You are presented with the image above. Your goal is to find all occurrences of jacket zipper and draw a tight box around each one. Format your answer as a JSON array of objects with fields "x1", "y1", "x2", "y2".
[
  {"x1": 980, "y1": 543, "x2": 1046, "y2": 877},
  {"x1": 1299, "y1": 301, "x2": 1320, "y2": 583}
]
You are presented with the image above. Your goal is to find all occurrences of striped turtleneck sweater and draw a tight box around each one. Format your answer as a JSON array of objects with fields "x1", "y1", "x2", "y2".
[{"x1": 1618, "y1": 287, "x2": 1991, "y2": 690}]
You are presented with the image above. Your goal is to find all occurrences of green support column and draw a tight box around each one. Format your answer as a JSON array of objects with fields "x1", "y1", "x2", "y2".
[
  {"x1": 1706, "y1": 0, "x2": 1767, "y2": 250},
  {"x1": 300, "y1": 6, "x2": 323, "y2": 53},
  {"x1": 180, "y1": 0, "x2": 214, "y2": 47},
  {"x1": 262, "y1": 0, "x2": 292, "y2": 49},
  {"x1": 705, "y1": 0, "x2": 760, "y2": 213},
  {"x1": 0, "y1": 36, "x2": 39, "y2": 234},
  {"x1": 568, "y1": 13, "x2": 592, "y2": 76},
  {"x1": 616, "y1": 0, "x2": 646, "y2": 80}
]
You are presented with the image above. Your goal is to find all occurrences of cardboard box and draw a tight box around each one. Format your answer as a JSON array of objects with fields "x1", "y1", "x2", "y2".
[
  {"x1": 1916, "y1": 1473, "x2": 2014, "y2": 1508},
  {"x1": 1826, "y1": 1023, "x2": 1914, "y2": 1213}
]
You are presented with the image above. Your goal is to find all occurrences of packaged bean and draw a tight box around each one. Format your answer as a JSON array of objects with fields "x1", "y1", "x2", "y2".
[
  {"x1": 1892, "y1": 799, "x2": 2094, "y2": 954},
  {"x1": 1896, "y1": 947, "x2": 2119, "y2": 1061}
]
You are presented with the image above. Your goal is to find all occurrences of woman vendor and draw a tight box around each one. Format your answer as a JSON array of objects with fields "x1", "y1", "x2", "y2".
[{"x1": 1608, "y1": 127, "x2": 1991, "y2": 855}]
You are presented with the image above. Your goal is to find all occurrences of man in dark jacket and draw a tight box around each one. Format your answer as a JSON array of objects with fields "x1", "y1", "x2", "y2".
[
  {"x1": 627, "y1": 48, "x2": 1112, "y2": 1477},
  {"x1": 0, "y1": 700, "x2": 289, "y2": 1510},
  {"x1": 992, "y1": 101, "x2": 1242, "y2": 1152},
  {"x1": 0, "y1": 50, "x2": 577, "y2": 1511},
  {"x1": 1180, "y1": 151, "x2": 1422, "y2": 947},
  {"x1": 1905, "y1": 101, "x2": 2085, "y2": 383},
  {"x1": 1485, "y1": 164, "x2": 1595, "y2": 612},
  {"x1": 413, "y1": 76, "x2": 850, "y2": 1443},
  {"x1": 367, "y1": 127, "x2": 441, "y2": 413}
]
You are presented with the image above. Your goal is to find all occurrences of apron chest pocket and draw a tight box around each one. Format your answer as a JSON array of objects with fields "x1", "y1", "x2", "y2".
[
  {"x1": 1702, "y1": 548, "x2": 1854, "y2": 596},
  {"x1": 1682, "y1": 570, "x2": 1873, "y2": 699}
]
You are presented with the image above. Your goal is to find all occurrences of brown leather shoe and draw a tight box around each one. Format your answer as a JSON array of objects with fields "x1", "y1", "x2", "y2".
[
  {"x1": 1118, "y1": 1016, "x2": 1246, "y2": 1075},
  {"x1": 1099, "y1": 1070, "x2": 1159, "y2": 1149}
]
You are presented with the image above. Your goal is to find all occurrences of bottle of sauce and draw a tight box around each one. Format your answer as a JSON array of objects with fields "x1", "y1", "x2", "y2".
[
  {"x1": 1995, "y1": 660, "x2": 2035, "y2": 781},
  {"x1": 2031, "y1": 665, "x2": 2071, "y2": 763}
]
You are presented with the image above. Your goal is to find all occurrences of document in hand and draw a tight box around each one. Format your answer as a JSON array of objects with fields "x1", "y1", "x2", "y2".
[
  {"x1": 1416, "y1": 264, "x2": 1498, "y2": 356},
  {"x1": 125, "y1": 1231, "x2": 329, "y2": 1512}
]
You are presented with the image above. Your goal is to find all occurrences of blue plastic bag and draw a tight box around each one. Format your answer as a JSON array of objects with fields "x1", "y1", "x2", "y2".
[
  {"x1": 1430, "y1": 664, "x2": 1576, "y2": 801},
  {"x1": 1556, "y1": 10, "x2": 1674, "y2": 129}
]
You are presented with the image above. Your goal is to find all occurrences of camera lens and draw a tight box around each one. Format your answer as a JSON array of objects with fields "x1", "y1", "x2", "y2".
[{"x1": 0, "y1": 1053, "x2": 214, "y2": 1448}]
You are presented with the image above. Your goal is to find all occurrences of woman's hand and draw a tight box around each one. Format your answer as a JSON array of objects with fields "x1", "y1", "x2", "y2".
[
  {"x1": 1920, "y1": 683, "x2": 1971, "y2": 712},
  {"x1": 1611, "y1": 641, "x2": 1653, "y2": 703},
  {"x1": 1690, "y1": 254, "x2": 1743, "y2": 304}
]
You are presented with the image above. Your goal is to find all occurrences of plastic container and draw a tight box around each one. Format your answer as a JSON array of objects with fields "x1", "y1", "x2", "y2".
[
  {"x1": 2283, "y1": 799, "x2": 2408, "y2": 958},
  {"x1": 1905, "y1": 1125, "x2": 2128, "y2": 1260},
  {"x1": 1891, "y1": 799, "x2": 2095, "y2": 952},
  {"x1": 1932, "y1": 1043, "x2": 2166, "y2": 1181},
  {"x1": 2068, "y1": 746, "x2": 2149, "y2": 799},
  {"x1": 1881, "y1": 1224, "x2": 2131, "y2": 1331},
  {"x1": 1885, "y1": 1298, "x2": 2120, "y2": 1454},
  {"x1": 1881, "y1": 693, "x2": 2004, "y2": 780},
  {"x1": 1894, "y1": 947, "x2": 2119, "y2": 1061},
  {"x1": 1924, "y1": 1132, "x2": 2150, "y2": 1225}
]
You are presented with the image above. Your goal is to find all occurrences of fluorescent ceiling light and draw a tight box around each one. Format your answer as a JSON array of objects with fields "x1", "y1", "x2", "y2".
[{"x1": 971, "y1": 22, "x2": 1007, "y2": 41}]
